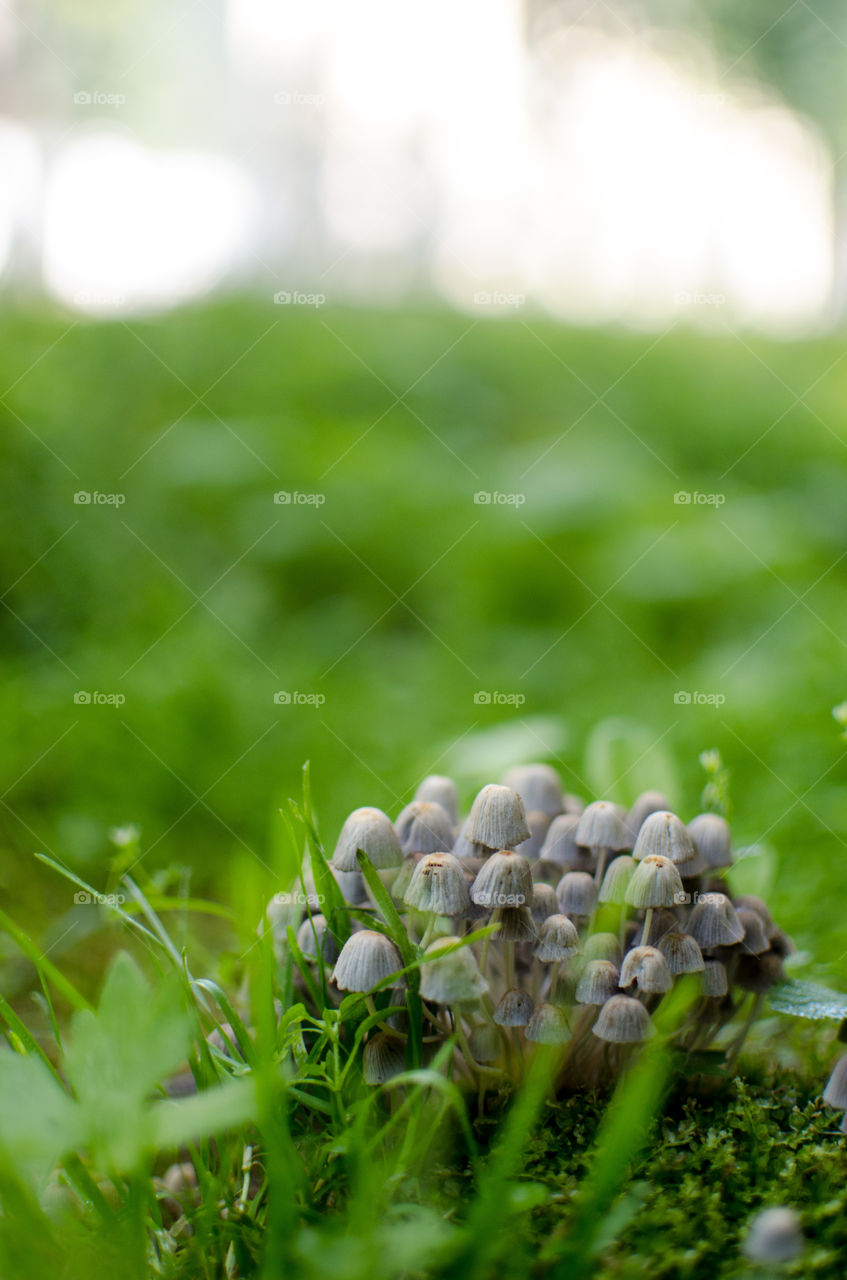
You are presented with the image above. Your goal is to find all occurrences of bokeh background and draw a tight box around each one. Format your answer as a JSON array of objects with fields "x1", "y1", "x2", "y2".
[{"x1": 2, "y1": 1, "x2": 847, "y2": 986}]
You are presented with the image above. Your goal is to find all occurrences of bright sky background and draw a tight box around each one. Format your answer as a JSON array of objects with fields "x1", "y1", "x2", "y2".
[{"x1": 0, "y1": 0, "x2": 835, "y2": 330}]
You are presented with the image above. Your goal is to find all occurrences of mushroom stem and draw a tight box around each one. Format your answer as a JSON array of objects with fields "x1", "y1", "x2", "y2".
[
  {"x1": 641, "y1": 908, "x2": 654, "y2": 947},
  {"x1": 503, "y1": 940, "x2": 516, "y2": 992}
]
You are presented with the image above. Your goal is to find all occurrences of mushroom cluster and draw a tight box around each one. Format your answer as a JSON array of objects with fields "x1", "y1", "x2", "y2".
[{"x1": 287, "y1": 765, "x2": 792, "y2": 1093}]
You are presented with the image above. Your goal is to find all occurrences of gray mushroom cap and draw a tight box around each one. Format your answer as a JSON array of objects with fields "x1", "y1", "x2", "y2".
[
  {"x1": 332, "y1": 807, "x2": 402, "y2": 873},
  {"x1": 464, "y1": 784, "x2": 531, "y2": 851}
]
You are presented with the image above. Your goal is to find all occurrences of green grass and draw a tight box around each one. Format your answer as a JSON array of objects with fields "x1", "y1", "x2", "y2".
[
  {"x1": 0, "y1": 818, "x2": 845, "y2": 1280},
  {"x1": 2, "y1": 298, "x2": 847, "y2": 1274},
  {"x1": 2, "y1": 299, "x2": 847, "y2": 984}
]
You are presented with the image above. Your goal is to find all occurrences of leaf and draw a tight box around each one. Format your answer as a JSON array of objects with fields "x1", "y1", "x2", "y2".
[
  {"x1": 150, "y1": 1076, "x2": 256, "y2": 1150},
  {"x1": 768, "y1": 979, "x2": 847, "y2": 1020},
  {"x1": 357, "y1": 851, "x2": 423, "y2": 1069},
  {"x1": 0, "y1": 1054, "x2": 81, "y2": 1173},
  {"x1": 64, "y1": 952, "x2": 191, "y2": 1171}
]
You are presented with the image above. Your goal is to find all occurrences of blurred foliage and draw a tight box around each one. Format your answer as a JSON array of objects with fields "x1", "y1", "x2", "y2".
[{"x1": 1, "y1": 299, "x2": 847, "y2": 980}]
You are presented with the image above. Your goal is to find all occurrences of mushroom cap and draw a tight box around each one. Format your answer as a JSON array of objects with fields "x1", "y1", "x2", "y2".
[
  {"x1": 539, "y1": 814, "x2": 590, "y2": 871},
  {"x1": 688, "y1": 813, "x2": 733, "y2": 870},
  {"x1": 576, "y1": 801, "x2": 631, "y2": 852},
  {"x1": 414, "y1": 774, "x2": 460, "y2": 826},
  {"x1": 494, "y1": 987, "x2": 535, "y2": 1027},
  {"x1": 525, "y1": 1002, "x2": 570, "y2": 1044},
  {"x1": 332, "y1": 807, "x2": 402, "y2": 873},
  {"x1": 464, "y1": 784, "x2": 531, "y2": 851},
  {"x1": 556, "y1": 870, "x2": 597, "y2": 917},
  {"x1": 496, "y1": 906, "x2": 538, "y2": 942},
  {"x1": 452, "y1": 822, "x2": 490, "y2": 860},
  {"x1": 632, "y1": 811, "x2": 699, "y2": 870},
  {"x1": 735, "y1": 951, "x2": 785, "y2": 993},
  {"x1": 625, "y1": 855, "x2": 685, "y2": 909},
  {"x1": 403, "y1": 852, "x2": 471, "y2": 916},
  {"x1": 418, "y1": 937, "x2": 488, "y2": 1005},
  {"x1": 701, "y1": 959, "x2": 728, "y2": 997},
  {"x1": 619, "y1": 945, "x2": 672, "y2": 994},
  {"x1": 295, "y1": 913, "x2": 340, "y2": 965},
  {"x1": 332, "y1": 929, "x2": 404, "y2": 992},
  {"x1": 395, "y1": 800, "x2": 455, "y2": 855},
  {"x1": 626, "y1": 791, "x2": 672, "y2": 840},
  {"x1": 534, "y1": 913, "x2": 579, "y2": 962},
  {"x1": 529, "y1": 882, "x2": 559, "y2": 923},
  {"x1": 468, "y1": 1023, "x2": 501, "y2": 1062},
  {"x1": 742, "y1": 1208, "x2": 803, "y2": 1265},
  {"x1": 823, "y1": 1053, "x2": 847, "y2": 1109},
  {"x1": 735, "y1": 907, "x2": 769, "y2": 956},
  {"x1": 657, "y1": 930, "x2": 704, "y2": 975},
  {"x1": 582, "y1": 932, "x2": 622, "y2": 965},
  {"x1": 471, "y1": 850, "x2": 533, "y2": 909},
  {"x1": 598, "y1": 854, "x2": 637, "y2": 905},
  {"x1": 687, "y1": 892, "x2": 745, "y2": 948},
  {"x1": 516, "y1": 810, "x2": 554, "y2": 860},
  {"x1": 363, "y1": 1032, "x2": 407, "y2": 1085},
  {"x1": 501, "y1": 763, "x2": 565, "y2": 817},
  {"x1": 593, "y1": 994, "x2": 653, "y2": 1043},
  {"x1": 732, "y1": 894, "x2": 773, "y2": 934},
  {"x1": 575, "y1": 959, "x2": 620, "y2": 1005}
]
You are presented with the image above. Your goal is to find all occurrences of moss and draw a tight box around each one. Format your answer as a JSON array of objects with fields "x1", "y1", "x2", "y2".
[{"x1": 516, "y1": 1071, "x2": 847, "y2": 1278}]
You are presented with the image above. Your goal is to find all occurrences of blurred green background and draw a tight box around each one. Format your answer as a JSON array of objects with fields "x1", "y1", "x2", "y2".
[{"x1": 1, "y1": 300, "x2": 846, "y2": 976}]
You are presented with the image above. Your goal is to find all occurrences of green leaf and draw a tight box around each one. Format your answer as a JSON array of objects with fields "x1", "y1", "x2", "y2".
[
  {"x1": 64, "y1": 952, "x2": 191, "y2": 1171},
  {"x1": 357, "y1": 851, "x2": 423, "y2": 1069},
  {"x1": 150, "y1": 1076, "x2": 256, "y2": 1150},
  {"x1": 0, "y1": 1054, "x2": 81, "y2": 1173},
  {"x1": 768, "y1": 979, "x2": 847, "y2": 1020}
]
